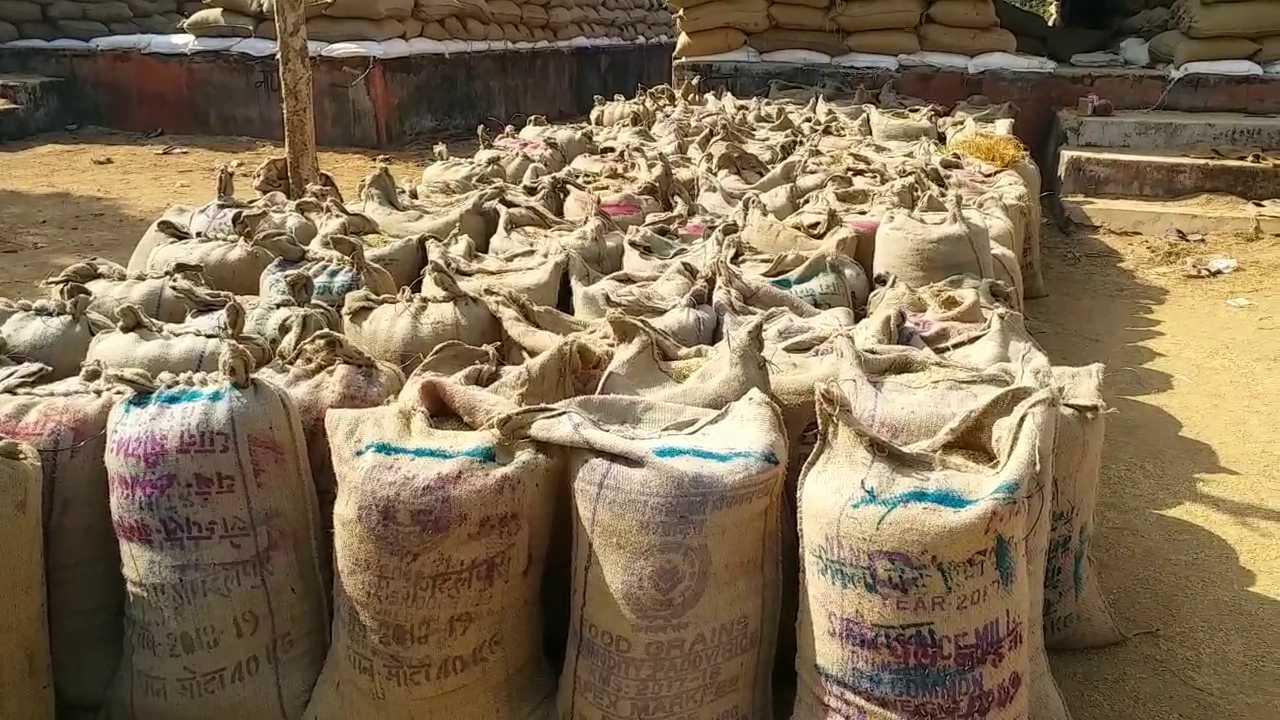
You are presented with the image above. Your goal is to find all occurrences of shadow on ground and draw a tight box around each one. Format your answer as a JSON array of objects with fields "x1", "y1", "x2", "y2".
[
  {"x1": 1029, "y1": 228, "x2": 1279, "y2": 720},
  {"x1": 0, "y1": 189, "x2": 148, "y2": 298}
]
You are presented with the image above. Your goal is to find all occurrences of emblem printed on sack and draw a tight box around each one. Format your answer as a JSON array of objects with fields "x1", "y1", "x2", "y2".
[{"x1": 621, "y1": 539, "x2": 712, "y2": 622}]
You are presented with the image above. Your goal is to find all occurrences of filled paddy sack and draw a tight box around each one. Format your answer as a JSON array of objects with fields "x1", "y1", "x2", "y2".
[
  {"x1": 342, "y1": 263, "x2": 500, "y2": 373},
  {"x1": 304, "y1": 379, "x2": 558, "y2": 719},
  {"x1": 0, "y1": 362, "x2": 129, "y2": 717},
  {"x1": 873, "y1": 196, "x2": 994, "y2": 290},
  {"x1": 479, "y1": 289, "x2": 616, "y2": 370},
  {"x1": 86, "y1": 302, "x2": 272, "y2": 375},
  {"x1": 260, "y1": 235, "x2": 397, "y2": 309},
  {"x1": 595, "y1": 313, "x2": 771, "y2": 409},
  {"x1": 178, "y1": 272, "x2": 341, "y2": 353},
  {"x1": 0, "y1": 284, "x2": 112, "y2": 380},
  {"x1": 103, "y1": 345, "x2": 329, "y2": 720},
  {"x1": 430, "y1": 245, "x2": 568, "y2": 310},
  {"x1": 0, "y1": 438, "x2": 53, "y2": 720},
  {"x1": 42, "y1": 258, "x2": 208, "y2": 323},
  {"x1": 311, "y1": 228, "x2": 426, "y2": 291},
  {"x1": 255, "y1": 329, "x2": 405, "y2": 576},
  {"x1": 145, "y1": 231, "x2": 308, "y2": 295},
  {"x1": 567, "y1": 258, "x2": 716, "y2": 347},
  {"x1": 794, "y1": 383, "x2": 1056, "y2": 720},
  {"x1": 1044, "y1": 364, "x2": 1126, "y2": 650},
  {"x1": 496, "y1": 389, "x2": 787, "y2": 720},
  {"x1": 735, "y1": 248, "x2": 871, "y2": 313}
]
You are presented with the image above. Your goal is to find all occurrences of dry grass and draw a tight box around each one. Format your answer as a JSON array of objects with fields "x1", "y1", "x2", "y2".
[{"x1": 948, "y1": 133, "x2": 1030, "y2": 169}]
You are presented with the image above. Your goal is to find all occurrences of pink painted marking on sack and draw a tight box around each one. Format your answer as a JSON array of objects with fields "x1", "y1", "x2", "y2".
[{"x1": 601, "y1": 201, "x2": 643, "y2": 218}]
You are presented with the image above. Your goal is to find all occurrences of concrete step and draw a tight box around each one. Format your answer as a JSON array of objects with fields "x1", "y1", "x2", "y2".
[
  {"x1": 1057, "y1": 146, "x2": 1280, "y2": 202},
  {"x1": 1059, "y1": 195, "x2": 1280, "y2": 237},
  {"x1": 0, "y1": 74, "x2": 70, "y2": 141},
  {"x1": 1058, "y1": 109, "x2": 1280, "y2": 151}
]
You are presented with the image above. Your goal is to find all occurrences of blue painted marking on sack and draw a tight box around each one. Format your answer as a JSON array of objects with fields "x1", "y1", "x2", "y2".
[
  {"x1": 1073, "y1": 524, "x2": 1090, "y2": 597},
  {"x1": 853, "y1": 480, "x2": 1020, "y2": 528},
  {"x1": 995, "y1": 534, "x2": 1016, "y2": 589},
  {"x1": 652, "y1": 445, "x2": 780, "y2": 465},
  {"x1": 356, "y1": 441, "x2": 497, "y2": 463},
  {"x1": 125, "y1": 387, "x2": 227, "y2": 408}
]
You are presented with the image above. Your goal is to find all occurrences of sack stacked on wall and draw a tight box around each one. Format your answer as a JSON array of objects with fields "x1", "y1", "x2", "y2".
[
  {"x1": 187, "y1": 0, "x2": 417, "y2": 40},
  {"x1": 104, "y1": 345, "x2": 329, "y2": 720},
  {"x1": 919, "y1": 0, "x2": 1016, "y2": 54},
  {"x1": 1, "y1": 0, "x2": 182, "y2": 41},
  {"x1": 751, "y1": 0, "x2": 926, "y2": 57},
  {"x1": 0, "y1": 439, "x2": 53, "y2": 720},
  {"x1": 673, "y1": 0, "x2": 766, "y2": 57},
  {"x1": 1146, "y1": 0, "x2": 1280, "y2": 66},
  {"x1": 0, "y1": 363, "x2": 128, "y2": 719}
]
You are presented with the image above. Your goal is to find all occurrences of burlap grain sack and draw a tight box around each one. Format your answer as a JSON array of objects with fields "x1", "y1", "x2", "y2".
[
  {"x1": 87, "y1": 302, "x2": 271, "y2": 375},
  {"x1": 182, "y1": 7, "x2": 257, "y2": 36},
  {"x1": 597, "y1": 314, "x2": 770, "y2": 408},
  {"x1": 926, "y1": 0, "x2": 999, "y2": 28},
  {"x1": 241, "y1": 274, "x2": 342, "y2": 352},
  {"x1": 0, "y1": 284, "x2": 112, "y2": 380},
  {"x1": 568, "y1": 259, "x2": 716, "y2": 347},
  {"x1": 305, "y1": 379, "x2": 557, "y2": 719},
  {"x1": 0, "y1": 439, "x2": 53, "y2": 720},
  {"x1": 563, "y1": 185, "x2": 663, "y2": 230},
  {"x1": 256, "y1": 330, "x2": 403, "y2": 589},
  {"x1": 845, "y1": 28, "x2": 921, "y2": 54},
  {"x1": 768, "y1": 3, "x2": 835, "y2": 30},
  {"x1": 986, "y1": 163, "x2": 1046, "y2": 299},
  {"x1": 832, "y1": 0, "x2": 925, "y2": 32},
  {"x1": 43, "y1": 258, "x2": 207, "y2": 323},
  {"x1": 479, "y1": 290, "x2": 614, "y2": 372},
  {"x1": 258, "y1": 16, "x2": 406, "y2": 39},
  {"x1": 1044, "y1": 364, "x2": 1126, "y2": 650},
  {"x1": 873, "y1": 198, "x2": 994, "y2": 290},
  {"x1": 738, "y1": 250, "x2": 871, "y2": 312},
  {"x1": 322, "y1": 0, "x2": 413, "y2": 19},
  {"x1": 1173, "y1": 34, "x2": 1261, "y2": 62},
  {"x1": 965, "y1": 201, "x2": 1024, "y2": 309},
  {"x1": 438, "y1": 247, "x2": 567, "y2": 309},
  {"x1": 0, "y1": 20, "x2": 16, "y2": 42},
  {"x1": 146, "y1": 232, "x2": 307, "y2": 296},
  {"x1": 868, "y1": 105, "x2": 938, "y2": 142},
  {"x1": 1148, "y1": 28, "x2": 1181, "y2": 62},
  {"x1": 677, "y1": 0, "x2": 769, "y2": 33},
  {"x1": 795, "y1": 383, "x2": 1055, "y2": 719},
  {"x1": 1176, "y1": 0, "x2": 1280, "y2": 38},
  {"x1": 82, "y1": 0, "x2": 133, "y2": 22},
  {"x1": 310, "y1": 232, "x2": 425, "y2": 293},
  {"x1": 919, "y1": 22, "x2": 1018, "y2": 53},
  {"x1": 0, "y1": 0, "x2": 41, "y2": 23},
  {"x1": 415, "y1": 0, "x2": 491, "y2": 21},
  {"x1": 748, "y1": 27, "x2": 847, "y2": 53},
  {"x1": 496, "y1": 389, "x2": 787, "y2": 720},
  {"x1": 261, "y1": 235, "x2": 397, "y2": 309},
  {"x1": 104, "y1": 346, "x2": 328, "y2": 720},
  {"x1": 0, "y1": 363, "x2": 127, "y2": 715},
  {"x1": 488, "y1": 0, "x2": 521, "y2": 22},
  {"x1": 54, "y1": 18, "x2": 110, "y2": 39},
  {"x1": 16, "y1": 20, "x2": 58, "y2": 39},
  {"x1": 343, "y1": 264, "x2": 500, "y2": 373}
]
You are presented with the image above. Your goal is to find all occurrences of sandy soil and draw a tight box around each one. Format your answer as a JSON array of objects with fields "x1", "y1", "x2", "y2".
[{"x1": 1, "y1": 129, "x2": 1277, "y2": 719}]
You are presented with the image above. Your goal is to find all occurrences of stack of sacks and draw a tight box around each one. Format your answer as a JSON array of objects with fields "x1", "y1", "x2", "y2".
[
  {"x1": 184, "y1": 0, "x2": 420, "y2": 41},
  {"x1": 920, "y1": 0, "x2": 1016, "y2": 55},
  {"x1": 673, "y1": 0, "x2": 767, "y2": 58},
  {"x1": 0, "y1": 0, "x2": 182, "y2": 41},
  {"x1": 751, "y1": 0, "x2": 844, "y2": 59},
  {"x1": 1154, "y1": 0, "x2": 1280, "y2": 68},
  {"x1": 832, "y1": 0, "x2": 927, "y2": 57}
]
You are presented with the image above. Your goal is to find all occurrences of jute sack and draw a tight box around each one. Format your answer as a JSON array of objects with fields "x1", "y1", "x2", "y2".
[
  {"x1": 1175, "y1": 0, "x2": 1280, "y2": 38},
  {"x1": 182, "y1": 8, "x2": 257, "y2": 36},
  {"x1": 965, "y1": 202, "x2": 1025, "y2": 309},
  {"x1": 1256, "y1": 34, "x2": 1280, "y2": 62},
  {"x1": 342, "y1": 264, "x2": 500, "y2": 373},
  {"x1": 768, "y1": 3, "x2": 835, "y2": 30},
  {"x1": 986, "y1": 164, "x2": 1047, "y2": 299},
  {"x1": 867, "y1": 106, "x2": 938, "y2": 142},
  {"x1": 256, "y1": 16, "x2": 406, "y2": 39},
  {"x1": 434, "y1": 246, "x2": 567, "y2": 309},
  {"x1": 256, "y1": 330, "x2": 404, "y2": 593},
  {"x1": 795, "y1": 383, "x2": 1054, "y2": 719},
  {"x1": 919, "y1": 22, "x2": 1018, "y2": 53},
  {"x1": 86, "y1": 302, "x2": 272, "y2": 375},
  {"x1": 496, "y1": 389, "x2": 787, "y2": 720},
  {"x1": 478, "y1": 290, "x2": 615, "y2": 375},
  {"x1": 737, "y1": 250, "x2": 871, "y2": 312},
  {"x1": 596, "y1": 314, "x2": 771, "y2": 408},
  {"x1": 322, "y1": 0, "x2": 414, "y2": 19},
  {"x1": 0, "y1": 284, "x2": 112, "y2": 380},
  {"x1": 568, "y1": 258, "x2": 716, "y2": 347},
  {"x1": 0, "y1": 20, "x2": 16, "y2": 42},
  {"x1": 261, "y1": 235, "x2": 397, "y2": 309},
  {"x1": 873, "y1": 197, "x2": 994, "y2": 289},
  {"x1": 146, "y1": 232, "x2": 308, "y2": 295},
  {"x1": 832, "y1": 0, "x2": 925, "y2": 32},
  {"x1": 926, "y1": 0, "x2": 999, "y2": 28},
  {"x1": 0, "y1": 363, "x2": 127, "y2": 715},
  {"x1": 241, "y1": 273, "x2": 342, "y2": 352},
  {"x1": 749, "y1": 27, "x2": 847, "y2": 54},
  {"x1": 309, "y1": 232, "x2": 426, "y2": 292},
  {"x1": 845, "y1": 28, "x2": 921, "y2": 54},
  {"x1": 1173, "y1": 34, "x2": 1261, "y2": 63},
  {"x1": 43, "y1": 258, "x2": 207, "y2": 323},
  {"x1": 1044, "y1": 364, "x2": 1126, "y2": 650},
  {"x1": 104, "y1": 346, "x2": 328, "y2": 720},
  {"x1": 305, "y1": 379, "x2": 558, "y2": 719},
  {"x1": 0, "y1": 439, "x2": 53, "y2": 720},
  {"x1": 0, "y1": 0, "x2": 41, "y2": 24},
  {"x1": 676, "y1": 0, "x2": 769, "y2": 33}
]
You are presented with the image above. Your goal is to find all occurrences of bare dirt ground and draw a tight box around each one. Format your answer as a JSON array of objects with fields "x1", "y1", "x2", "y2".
[{"x1": 2, "y1": 129, "x2": 1278, "y2": 719}]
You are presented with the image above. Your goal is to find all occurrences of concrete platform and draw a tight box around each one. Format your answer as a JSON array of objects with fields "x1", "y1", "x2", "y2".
[
  {"x1": 1057, "y1": 146, "x2": 1280, "y2": 201},
  {"x1": 1058, "y1": 109, "x2": 1280, "y2": 151},
  {"x1": 0, "y1": 45, "x2": 672, "y2": 147},
  {"x1": 1061, "y1": 195, "x2": 1280, "y2": 236},
  {"x1": 0, "y1": 73, "x2": 69, "y2": 140}
]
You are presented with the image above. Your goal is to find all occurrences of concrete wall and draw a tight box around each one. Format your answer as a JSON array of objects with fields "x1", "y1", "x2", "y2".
[{"x1": 0, "y1": 46, "x2": 673, "y2": 147}]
